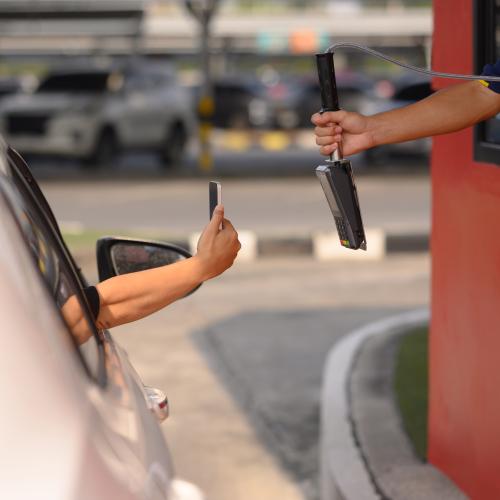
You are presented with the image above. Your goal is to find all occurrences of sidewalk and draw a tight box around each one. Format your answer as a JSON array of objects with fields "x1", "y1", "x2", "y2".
[{"x1": 321, "y1": 311, "x2": 467, "y2": 500}]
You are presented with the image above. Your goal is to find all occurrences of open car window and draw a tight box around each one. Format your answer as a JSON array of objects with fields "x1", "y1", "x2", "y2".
[
  {"x1": 7, "y1": 147, "x2": 62, "y2": 238},
  {"x1": 3, "y1": 149, "x2": 105, "y2": 383}
]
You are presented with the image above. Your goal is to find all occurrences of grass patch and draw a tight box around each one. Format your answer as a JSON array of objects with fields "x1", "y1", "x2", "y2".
[
  {"x1": 394, "y1": 327, "x2": 429, "y2": 461},
  {"x1": 62, "y1": 229, "x2": 116, "y2": 251},
  {"x1": 61, "y1": 229, "x2": 184, "y2": 253}
]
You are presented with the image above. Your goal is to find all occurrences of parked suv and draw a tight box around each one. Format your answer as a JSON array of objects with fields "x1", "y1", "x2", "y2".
[{"x1": 0, "y1": 61, "x2": 194, "y2": 167}]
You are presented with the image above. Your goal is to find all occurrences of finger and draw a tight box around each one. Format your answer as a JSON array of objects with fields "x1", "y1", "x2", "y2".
[
  {"x1": 310, "y1": 112, "x2": 323, "y2": 125},
  {"x1": 316, "y1": 136, "x2": 335, "y2": 146},
  {"x1": 316, "y1": 135, "x2": 343, "y2": 146},
  {"x1": 314, "y1": 126, "x2": 336, "y2": 137},
  {"x1": 206, "y1": 204, "x2": 224, "y2": 234},
  {"x1": 312, "y1": 110, "x2": 346, "y2": 125},
  {"x1": 320, "y1": 144, "x2": 337, "y2": 156},
  {"x1": 221, "y1": 218, "x2": 236, "y2": 233}
]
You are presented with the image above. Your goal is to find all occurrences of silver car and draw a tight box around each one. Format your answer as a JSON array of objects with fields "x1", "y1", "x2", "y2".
[
  {"x1": 0, "y1": 141, "x2": 203, "y2": 499},
  {"x1": 0, "y1": 62, "x2": 194, "y2": 168}
]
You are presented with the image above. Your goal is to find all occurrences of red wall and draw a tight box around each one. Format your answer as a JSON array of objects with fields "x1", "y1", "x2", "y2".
[{"x1": 430, "y1": 1, "x2": 500, "y2": 497}]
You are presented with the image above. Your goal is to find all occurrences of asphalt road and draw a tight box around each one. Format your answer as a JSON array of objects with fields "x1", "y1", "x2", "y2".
[
  {"x1": 79, "y1": 253, "x2": 430, "y2": 500},
  {"x1": 37, "y1": 152, "x2": 430, "y2": 237},
  {"x1": 40, "y1": 150, "x2": 430, "y2": 499}
]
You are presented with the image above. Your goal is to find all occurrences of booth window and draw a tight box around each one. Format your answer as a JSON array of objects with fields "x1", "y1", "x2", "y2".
[{"x1": 474, "y1": 0, "x2": 500, "y2": 164}]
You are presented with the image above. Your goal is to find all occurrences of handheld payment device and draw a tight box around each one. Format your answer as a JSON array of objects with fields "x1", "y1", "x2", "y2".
[{"x1": 315, "y1": 52, "x2": 366, "y2": 251}]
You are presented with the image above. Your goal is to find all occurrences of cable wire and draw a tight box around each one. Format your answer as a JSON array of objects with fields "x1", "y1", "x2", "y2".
[{"x1": 326, "y1": 42, "x2": 500, "y2": 83}]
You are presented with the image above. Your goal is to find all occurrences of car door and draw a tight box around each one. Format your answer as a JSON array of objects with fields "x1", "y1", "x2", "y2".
[
  {"x1": 4, "y1": 145, "x2": 175, "y2": 499},
  {"x1": 118, "y1": 72, "x2": 159, "y2": 147}
]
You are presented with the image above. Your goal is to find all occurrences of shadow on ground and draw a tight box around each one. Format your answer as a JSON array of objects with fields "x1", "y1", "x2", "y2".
[{"x1": 191, "y1": 305, "x2": 410, "y2": 499}]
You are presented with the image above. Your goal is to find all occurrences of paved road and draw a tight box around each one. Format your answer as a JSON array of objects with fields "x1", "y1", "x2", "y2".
[
  {"x1": 79, "y1": 253, "x2": 430, "y2": 500},
  {"x1": 39, "y1": 156, "x2": 429, "y2": 236}
]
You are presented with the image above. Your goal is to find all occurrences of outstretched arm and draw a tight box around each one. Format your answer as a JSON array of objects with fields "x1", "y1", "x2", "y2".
[
  {"x1": 62, "y1": 205, "x2": 240, "y2": 343},
  {"x1": 95, "y1": 205, "x2": 240, "y2": 330},
  {"x1": 312, "y1": 81, "x2": 500, "y2": 157}
]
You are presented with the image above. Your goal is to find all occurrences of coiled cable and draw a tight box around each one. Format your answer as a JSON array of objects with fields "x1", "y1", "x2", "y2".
[{"x1": 326, "y1": 42, "x2": 500, "y2": 83}]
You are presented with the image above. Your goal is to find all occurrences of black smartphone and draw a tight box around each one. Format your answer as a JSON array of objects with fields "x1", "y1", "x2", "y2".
[
  {"x1": 316, "y1": 162, "x2": 366, "y2": 250},
  {"x1": 209, "y1": 181, "x2": 222, "y2": 220}
]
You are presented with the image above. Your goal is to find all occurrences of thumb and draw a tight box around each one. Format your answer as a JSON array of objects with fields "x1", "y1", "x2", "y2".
[{"x1": 207, "y1": 204, "x2": 224, "y2": 233}]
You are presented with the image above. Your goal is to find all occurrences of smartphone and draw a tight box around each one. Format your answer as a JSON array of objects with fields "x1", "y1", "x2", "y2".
[{"x1": 209, "y1": 181, "x2": 222, "y2": 220}]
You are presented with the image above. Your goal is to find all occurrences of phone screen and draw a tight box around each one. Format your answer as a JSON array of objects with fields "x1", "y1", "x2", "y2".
[{"x1": 209, "y1": 181, "x2": 221, "y2": 220}]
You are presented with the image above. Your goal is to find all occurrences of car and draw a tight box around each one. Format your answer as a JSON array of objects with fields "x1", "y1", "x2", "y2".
[
  {"x1": 190, "y1": 76, "x2": 268, "y2": 129},
  {"x1": 277, "y1": 71, "x2": 374, "y2": 129},
  {"x1": 198, "y1": 71, "x2": 373, "y2": 131},
  {"x1": 0, "y1": 61, "x2": 195, "y2": 168},
  {"x1": 0, "y1": 76, "x2": 24, "y2": 100},
  {"x1": 0, "y1": 139, "x2": 204, "y2": 499}
]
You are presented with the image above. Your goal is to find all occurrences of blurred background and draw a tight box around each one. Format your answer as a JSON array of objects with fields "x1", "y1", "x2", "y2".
[
  {"x1": 1, "y1": 1, "x2": 431, "y2": 499},
  {"x1": 0, "y1": 0, "x2": 433, "y2": 174}
]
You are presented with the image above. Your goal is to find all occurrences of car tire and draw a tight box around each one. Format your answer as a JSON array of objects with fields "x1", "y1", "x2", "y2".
[
  {"x1": 160, "y1": 123, "x2": 187, "y2": 168},
  {"x1": 83, "y1": 129, "x2": 119, "y2": 169}
]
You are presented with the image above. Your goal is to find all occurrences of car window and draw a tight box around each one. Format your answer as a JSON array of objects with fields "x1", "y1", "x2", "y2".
[
  {"x1": 3, "y1": 157, "x2": 104, "y2": 382},
  {"x1": 37, "y1": 72, "x2": 110, "y2": 93}
]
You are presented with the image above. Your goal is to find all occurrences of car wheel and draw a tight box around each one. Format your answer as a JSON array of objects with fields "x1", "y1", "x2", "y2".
[
  {"x1": 83, "y1": 129, "x2": 119, "y2": 168},
  {"x1": 161, "y1": 123, "x2": 187, "y2": 168}
]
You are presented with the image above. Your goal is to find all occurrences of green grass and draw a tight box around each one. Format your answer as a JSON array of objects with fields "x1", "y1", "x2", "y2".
[
  {"x1": 61, "y1": 229, "x2": 183, "y2": 253},
  {"x1": 394, "y1": 327, "x2": 429, "y2": 461}
]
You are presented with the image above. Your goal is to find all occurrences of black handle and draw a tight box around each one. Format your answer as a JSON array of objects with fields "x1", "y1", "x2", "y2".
[{"x1": 316, "y1": 52, "x2": 340, "y2": 113}]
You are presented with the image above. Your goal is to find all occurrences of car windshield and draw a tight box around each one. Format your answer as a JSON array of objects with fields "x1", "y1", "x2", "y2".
[{"x1": 37, "y1": 72, "x2": 110, "y2": 93}]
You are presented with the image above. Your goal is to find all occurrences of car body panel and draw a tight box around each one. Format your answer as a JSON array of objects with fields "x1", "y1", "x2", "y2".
[{"x1": 0, "y1": 142, "x2": 201, "y2": 499}]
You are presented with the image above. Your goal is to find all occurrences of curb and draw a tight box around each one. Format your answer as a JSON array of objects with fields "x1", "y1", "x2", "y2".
[
  {"x1": 195, "y1": 229, "x2": 428, "y2": 260},
  {"x1": 320, "y1": 309, "x2": 428, "y2": 500},
  {"x1": 320, "y1": 309, "x2": 467, "y2": 500},
  {"x1": 61, "y1": 223, "x2": 429, "y2": 260}
]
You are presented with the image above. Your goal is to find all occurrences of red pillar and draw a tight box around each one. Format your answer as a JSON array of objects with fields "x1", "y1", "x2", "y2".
[{"x1": 430, "y1": 0, "x2": 500, "y2": 497}]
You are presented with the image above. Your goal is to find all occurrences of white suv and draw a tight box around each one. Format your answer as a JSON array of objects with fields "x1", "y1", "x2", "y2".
[{"x1": 0, "y1": 62, "x2": 194, "y2": 168}]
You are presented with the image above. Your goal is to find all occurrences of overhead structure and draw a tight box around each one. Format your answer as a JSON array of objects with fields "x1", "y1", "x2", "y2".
[
  {"x1": 0, "y1": 2, "x2": 432, "y2": 56},
  {"x1": 0, "y1": 0, "x2": 146, "y2": 55}
]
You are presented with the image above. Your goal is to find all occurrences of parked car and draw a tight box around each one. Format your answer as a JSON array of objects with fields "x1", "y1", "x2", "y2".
[
  {"x1": 278, "y1": 71, "x2": 374, "y2": 129},
  {"x1": 0, "y1": 76, "x2": 24, "y2": 100},
  {"x1": 359, "y1": 76, "x2": 435, "y2": 163},
  {"x1": 0, "y1": 61, "x2": 194, "y2": 168},
  {"x1": 191, "y1": 76, "x2": 268, "y2": 129},
  {"x1": 0, "y1": 140, "x2": 203, "y2": 499},
  {"x1": 197, "y1": 71, "x2": 373, "y2": 131}
]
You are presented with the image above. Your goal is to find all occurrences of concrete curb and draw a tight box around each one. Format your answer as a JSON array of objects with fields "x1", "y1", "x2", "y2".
[
  {"x1": 351, "y1": 321, "x2": 468, "y2": 500},
  {"x1": 193, "y1": 229, "x2": 428, "y2": 259},
  {"x1": 320, "y1": 309, "x2": 428, "y2": 500},
  {"x1": 320, "y1": 309, "x2": 467, "y2": 500},
  {"x1": 62, "y1": 222, "x2": 428, "y2": 260}
]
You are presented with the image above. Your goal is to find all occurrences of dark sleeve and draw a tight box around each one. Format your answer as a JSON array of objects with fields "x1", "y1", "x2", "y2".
[
  {"x1": 83, "y1": 286, "x2": 100, "y2": 321},
  {"x1": 481, "y1": 60, "x2": 500, "y2": 94}
]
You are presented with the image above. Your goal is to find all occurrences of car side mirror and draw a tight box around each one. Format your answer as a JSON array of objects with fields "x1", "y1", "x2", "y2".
[{"x1": 96, "y1": 237, "x2": 201, "y2": 296}]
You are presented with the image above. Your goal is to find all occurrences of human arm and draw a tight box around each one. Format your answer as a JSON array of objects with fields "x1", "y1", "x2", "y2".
[
  {"x1": 63, "y1": 205, "x2": 240, "y2": 341},
  {"x1": 312, "y1": 80, "x2": 500, "y2": 157},
  {"x1": 94, "y1": 205, "x2": 240, "y2": 330}
]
